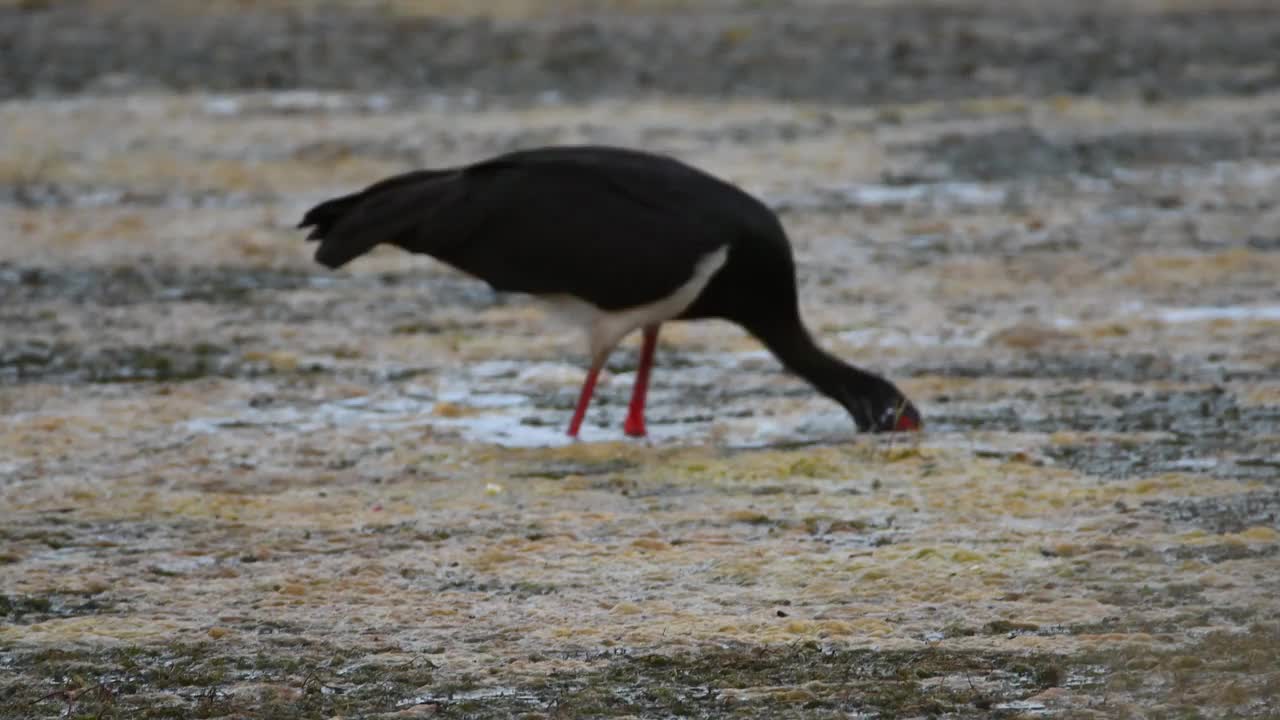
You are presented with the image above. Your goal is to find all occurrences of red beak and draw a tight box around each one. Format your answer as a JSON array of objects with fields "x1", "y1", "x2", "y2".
[{"x1": 893, "y1": 410, "x2": 922, "y2": 432}]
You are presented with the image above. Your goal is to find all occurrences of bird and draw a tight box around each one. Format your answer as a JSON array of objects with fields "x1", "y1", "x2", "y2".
[{"x1": 298, "y1": 145, "x2": 922, "y2": 438}]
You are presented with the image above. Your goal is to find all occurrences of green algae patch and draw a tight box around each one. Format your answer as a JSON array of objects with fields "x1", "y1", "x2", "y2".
[
  {"x1": 1081, "y1": 622, "x2": 1280, "y2": 716},
  {"x1": 12, "y1": 631, "x2": 1272, "y2": 718},
  {"x1": 537, "y1": 644, "x2": 1072, "y2": 719},
  {"x1": 3, "y1": 642, "x2": 437, "y2": 720},
  {"x1": 2, "y1": 641, "x2": 1078, "y2": 719},
  {"x1": 0, "y1": 342, "x2": 235, "y2": 384}
]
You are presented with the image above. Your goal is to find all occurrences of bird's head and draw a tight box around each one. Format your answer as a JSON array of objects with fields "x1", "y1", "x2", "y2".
[{"x1": 837, "y1": 374, "x2": 923, "y2": 433}]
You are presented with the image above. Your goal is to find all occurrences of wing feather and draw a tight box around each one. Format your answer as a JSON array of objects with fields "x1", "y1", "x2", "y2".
[{"x1": 397, "y1": 148, "x2": 754, "y2": 310}]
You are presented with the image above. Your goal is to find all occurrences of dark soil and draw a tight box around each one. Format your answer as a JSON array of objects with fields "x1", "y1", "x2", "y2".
[{"x1": 4, "y1": 2, "x2": 1280, "y2": 104}]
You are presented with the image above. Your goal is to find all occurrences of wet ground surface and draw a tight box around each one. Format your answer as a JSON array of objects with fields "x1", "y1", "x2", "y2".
[{"x1": 2, "y1": 1, "x2": 1280, "y2": 718}]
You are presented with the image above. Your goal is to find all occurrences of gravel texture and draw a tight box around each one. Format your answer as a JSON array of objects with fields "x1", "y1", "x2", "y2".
[{"x1": 2, "y1": 1, "x2": 1279, "y2": 718}]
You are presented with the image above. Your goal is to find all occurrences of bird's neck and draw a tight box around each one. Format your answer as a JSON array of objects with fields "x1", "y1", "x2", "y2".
[{"x1": 747, "y1": 314, "x2": 876, "y2": 402}]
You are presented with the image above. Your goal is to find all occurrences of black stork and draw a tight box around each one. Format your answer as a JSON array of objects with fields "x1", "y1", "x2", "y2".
[{"x1": 298, "y1": 145, "x2": 922, "y2": 438}]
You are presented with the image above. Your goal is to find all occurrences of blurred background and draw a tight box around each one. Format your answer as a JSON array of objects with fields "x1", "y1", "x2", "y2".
[
  {"x1": 3, "y1": 2, "x2": 1280, "y2": 718},
  {"x1": 6, "y1": 0, "x2": 1279, "y2": 104}
]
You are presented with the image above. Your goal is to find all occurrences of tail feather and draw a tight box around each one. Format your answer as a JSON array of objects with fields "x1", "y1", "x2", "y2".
[
  {"x1": 298, "y1": 169, "x2": 455, "y2": 269},
  {"x1": 298, "y1": 193, "x2": 362, "y2": 238}
]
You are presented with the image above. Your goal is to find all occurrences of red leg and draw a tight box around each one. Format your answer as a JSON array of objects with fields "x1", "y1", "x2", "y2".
[
  {"x1": 623, "y1": 325, "x2": 659, "y2": 438},
  {"x1": 567, "y1": 363, "x2": 604, "y2": 438}
]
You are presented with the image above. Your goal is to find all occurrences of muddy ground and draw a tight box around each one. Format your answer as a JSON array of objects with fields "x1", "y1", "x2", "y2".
[{"x1": 2, "y1": 1, "x2": 1280, "y2": 718}]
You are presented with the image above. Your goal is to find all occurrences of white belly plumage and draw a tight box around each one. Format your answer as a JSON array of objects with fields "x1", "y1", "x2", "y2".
[{"x1": 538, "y1": 246, "x2": 730, "y2": 363}]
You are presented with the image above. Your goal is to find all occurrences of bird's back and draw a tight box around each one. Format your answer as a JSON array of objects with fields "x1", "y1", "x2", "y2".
[{"x1": 301, "y1": 146, "x2": 793, "y2": 313}]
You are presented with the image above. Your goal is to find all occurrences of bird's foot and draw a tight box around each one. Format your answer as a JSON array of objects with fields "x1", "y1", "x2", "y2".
[{"x1": 623, "y1": 416, "x2": 647, "y2": 438}]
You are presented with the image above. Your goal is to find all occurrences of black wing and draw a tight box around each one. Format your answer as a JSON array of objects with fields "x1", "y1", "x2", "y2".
[{"x1": 302, "y1": 146, "x2": 780, "y2": 310}]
